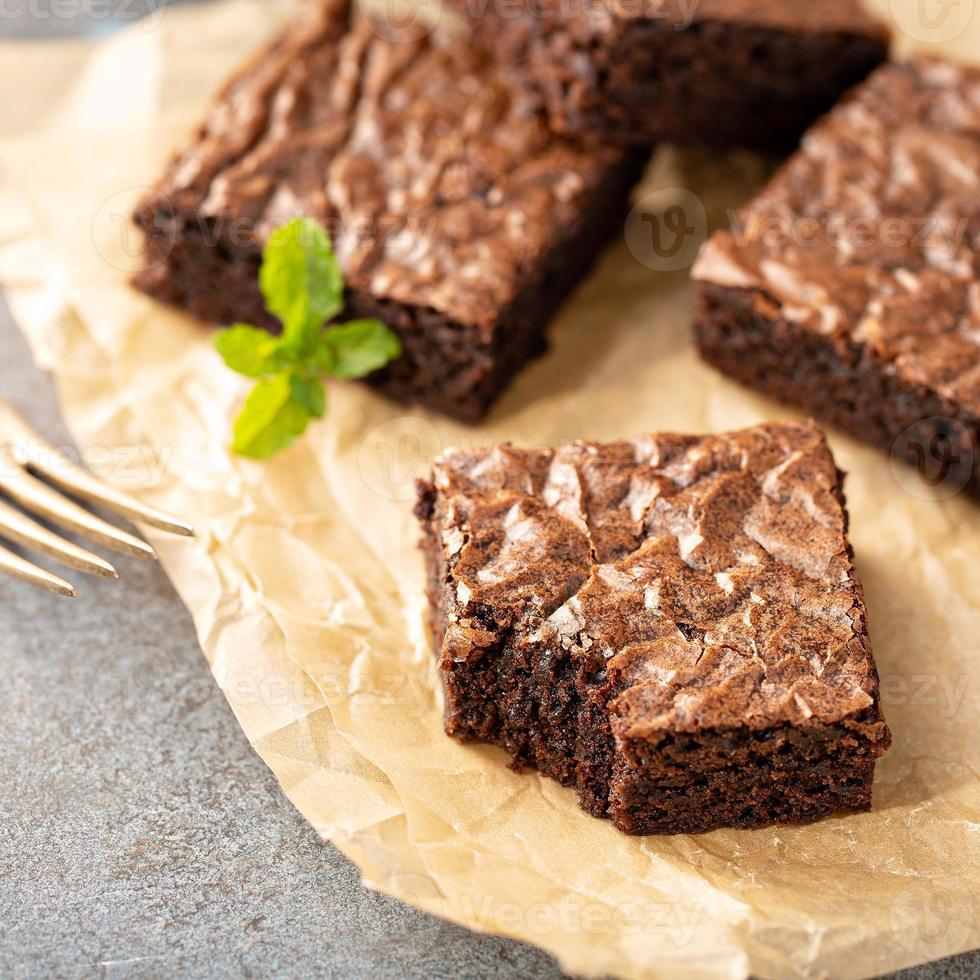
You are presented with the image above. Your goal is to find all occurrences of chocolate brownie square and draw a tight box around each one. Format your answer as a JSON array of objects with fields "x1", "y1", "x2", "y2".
[
  {"x1": 416, "y1": 421, "x2": 891, "y2": 835},
  {"x1": 694, "y1": 58, "x2": 980, "y2": 497},
  {"x1": 446, "y1": 0, "x2": 889, "y2": 150},
  {"x1": 132, "y1": 0, "x2": 642, "y2": 422}
]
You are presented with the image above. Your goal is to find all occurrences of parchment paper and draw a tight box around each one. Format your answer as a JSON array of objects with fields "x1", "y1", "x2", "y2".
[{"x1": 1, "y1": 2, "x2": 978, "y2": 977}]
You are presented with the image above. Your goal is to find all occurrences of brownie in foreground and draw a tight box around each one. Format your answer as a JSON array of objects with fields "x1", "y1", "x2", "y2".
[
  {"x1": 694, "y1": 58, "x2": 980, "y2": 496},
  {"x1": 446, "y1": 0, "x2": 889, "y2": 150},
  {"x1": 132, "y1": 0, "x2": 641, "y2": 423},
  {"x1": 416, "y1": 422, "x2": 890, "y2": 835}
]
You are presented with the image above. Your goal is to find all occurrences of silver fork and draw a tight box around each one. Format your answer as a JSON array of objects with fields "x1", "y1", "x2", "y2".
[{"x1": 0, "y1": 396, "x2": 193, "y2": 597}]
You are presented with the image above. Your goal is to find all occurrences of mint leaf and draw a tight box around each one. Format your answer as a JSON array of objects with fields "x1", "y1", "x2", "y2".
[
  {"x1": 317, "y1": 319, "x2": 402, "y2": 380},
  {"x1": 259, "y1": 217, "x2": 343, "y2": 347},
  {"x1": 216, "y1": 218, "x2": 403, "y2": 461},
  {"x1": 289, "y1": 373, "x2": 326, "y2": 418},
  {"x1": 231, "y1": 373, "x2": 318, "y2": 460},
  {"x1": 215, "y1": 323, "x2": 286, "y2": 377}
]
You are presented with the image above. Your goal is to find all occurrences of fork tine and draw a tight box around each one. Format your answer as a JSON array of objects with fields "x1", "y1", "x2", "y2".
[
  {"x1": 0, "y1": 466, "x2": 156, "y2": 560},
  {"x1": 15, "y1": 436, "x2": 194, "y2": 538},
  {"x1": 0, "y1": 541, "x2": 77, "y2": 597},
  {"x1": 0, "y1": 498, "x2": 118, "y2": 579}
]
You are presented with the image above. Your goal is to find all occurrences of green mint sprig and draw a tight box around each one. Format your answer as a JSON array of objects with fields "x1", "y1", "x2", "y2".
[{"x1": 215, "y1": 217, "x2": 401, "y2": 459}]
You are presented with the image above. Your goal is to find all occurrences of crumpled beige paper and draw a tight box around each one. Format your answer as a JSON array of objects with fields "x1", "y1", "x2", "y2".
[{"x1": 1, "y1": 2, "x2": 978, "y2": 977}]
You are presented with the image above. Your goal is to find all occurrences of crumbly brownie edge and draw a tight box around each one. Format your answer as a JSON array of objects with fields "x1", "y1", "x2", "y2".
[
  {"x1": 133, "y1": 150, "x2": 642, "y2": 424},
  {"x1": 429, "y1": 635, "x2": 885, "y2": 834},
  {"x1": 423, "y1": 620, "x2": 887, "y2": 834},
  {"x1": 415, "y1": 479, "x2": 448, "y2": 654},
  {"x1": 694, "y1": 282, "x2": 980, "y2": 498},
  {"x1": 611, "y1": 478, "x2": 890, "y2": 838},
  {"x1": 610, "y1": 737, "x2": 876, "y2": 834},
  {"x1": 415, "y1": 452, "x2": 891, "y2": 836},
  {"x1": 442, "y1": 632, "x2": 619, "y2": 819},
  {"x1": 414, "y1": 477, "x2": 618, "y2": 816}
]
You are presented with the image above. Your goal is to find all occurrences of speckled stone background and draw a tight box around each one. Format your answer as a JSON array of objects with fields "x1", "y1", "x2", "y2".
[{"x1": 0, "y1": 4, "x2": 977, "y2": 979}]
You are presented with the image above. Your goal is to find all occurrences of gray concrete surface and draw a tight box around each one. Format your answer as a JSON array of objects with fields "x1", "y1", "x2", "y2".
[
  {"x1": 3, "y1": 317, "x2": 976, "y2": 980},
  {"x1": 0, "y1": 296, "x2": 565, "y2": 978},
  {"x1": 1, "y1": 4, "x2": 977, "y2": 979}
]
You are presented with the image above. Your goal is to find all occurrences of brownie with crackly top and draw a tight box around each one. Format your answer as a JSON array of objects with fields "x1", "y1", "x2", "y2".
[
  {"x1": 415, "y1": 421, "x2": 891, "y2": 835},
  {"x1": 132, "y1": 0, "x2": 642, "y2": 422},
  {"x1": 445, "y1": 0, "x2": 889, "y2": 150},
  {"x1": 694, "y1": 58, "x2": 980, "y2": 497}
]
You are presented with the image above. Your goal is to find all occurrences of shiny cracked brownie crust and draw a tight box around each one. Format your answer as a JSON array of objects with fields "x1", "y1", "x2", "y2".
[
  {"x1": 132, "y1": 0, "x2": 641, "y2": 422},
  {"x1": 694, "y1": 58, "x2": 980, "y2": 495},
  {"x1": 415, "y1": 421, "x2": 891, "y2": 835}
]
